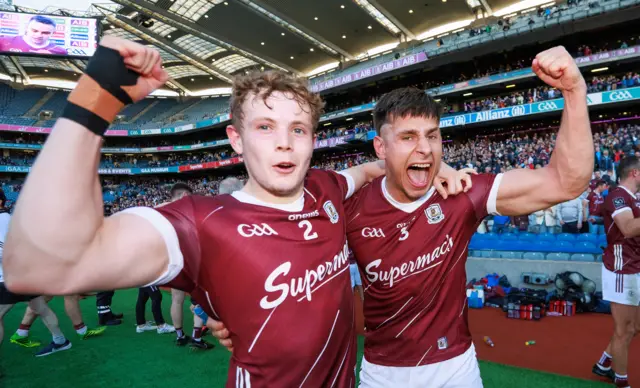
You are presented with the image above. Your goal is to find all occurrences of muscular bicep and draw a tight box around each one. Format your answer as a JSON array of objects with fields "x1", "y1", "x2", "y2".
[
  {"x1": 67, "y1": 212, "x2": 179, "y2": 293},
  {"x1": 496, "y1": 167, "x2": 570, "y2": 216}
]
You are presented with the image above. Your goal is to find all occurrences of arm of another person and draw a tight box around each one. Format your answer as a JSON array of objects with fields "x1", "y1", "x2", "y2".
[
  {"x1": 577, "y1": 199, "x2": 584, "y2": 228},
  {"x1": 343, "y1": 161, "x2": 474, "y2": 199},
  {"x1": 557, "y1": 203, "x2": 564, "y2": 224},
  {"x1": 3, "y1": 36, "x2": 173, "y2": 295},
  {"x1": 494, "y1": 47, "x2": 593, "y2": 216}
]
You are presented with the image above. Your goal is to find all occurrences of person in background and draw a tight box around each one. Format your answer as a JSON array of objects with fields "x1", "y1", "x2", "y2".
[
  {"x1": 135, "y1": 285, "x2": 175, "y2": 335},
  {"x1": 492, "y1": 214, "x2": 511, "y2": 234},
  {"x1": 581, "y1": 190, "x2": 591, "y2": 233},
  {"x1": 10, "y1": 294, "x2": 105, "y2": 348},
  {"x1": 0, "y1": 15, "x2": 66, "y2": 55},
  {"x1": 165, "y1": 183, "x2": 214, "y2": 350},
  {"x1": 0, "y1": 189, "x2": 71, "y2": 359},
  {"x1": 558, "y1": 196, "x2": 583, "y2": 233},
  {"x1": 512, "y1": 214, "x2": 529, "y2": 232},
  {"x1": 587, "y1": 180, "x2": 609, "y2": 234},
  {"x1": 532, "y1": 208, "x2": 546, "y2": 233},
  {"x1": 348, "y1": 250, "x2": 364, "y2": 302},
  {"x1": 218, "y1": 177, "x2": 244, "y2": 195},
  {"x1": 592, "y1": 156, "x2": 640, "y2": 388}
]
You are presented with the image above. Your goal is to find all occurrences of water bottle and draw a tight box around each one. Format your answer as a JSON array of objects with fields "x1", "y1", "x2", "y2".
[{"x1": 484, "y1": 336, "x2": 495, "y2": 347}]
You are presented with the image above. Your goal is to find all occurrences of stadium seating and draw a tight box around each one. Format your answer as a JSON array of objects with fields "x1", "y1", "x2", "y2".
[{"x1": 39, "y1": 92, "x2": 69, "y2": 117}]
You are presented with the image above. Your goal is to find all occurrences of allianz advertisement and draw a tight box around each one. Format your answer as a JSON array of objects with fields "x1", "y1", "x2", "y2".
[{"x1": 439, "y1": 87, "x2": 640, "y2": 128}]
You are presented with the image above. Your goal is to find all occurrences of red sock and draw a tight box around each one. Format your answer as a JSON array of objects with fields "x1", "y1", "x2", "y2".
[
  {"x1": 193, "y1": 327, "x2": 202, "y2": 341},
  {"x1": 18, "y1": 324, "x2": 31, "y2": 331},
  {"x1": 615, "y1": 374, "x2": 629, "y2": 388},
  {"x1": 73, "y1": 323, "x2": 86, "y2": 331}
]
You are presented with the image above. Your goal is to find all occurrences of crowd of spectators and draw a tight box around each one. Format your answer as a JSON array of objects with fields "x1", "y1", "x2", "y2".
[{"x1": 1, "y1": 119, "x2": 639, "y2": 243}]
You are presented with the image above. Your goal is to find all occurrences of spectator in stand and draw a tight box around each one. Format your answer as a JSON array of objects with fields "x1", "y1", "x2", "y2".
[
  {"x1": 492, "y1": 215, "x2": 511, "y2": 234},
  {"x1": 558, "y1": 197, "x2": 584, "y2": 234},
  {"x1": 587, "y1": 180, "x2": 609, "y2": 234},
  {"x1": 597, "y1": 149, "x2": 615, "y2": 173}
]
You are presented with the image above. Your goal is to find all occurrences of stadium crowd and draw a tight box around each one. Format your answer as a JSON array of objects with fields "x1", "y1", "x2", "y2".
[{"x1": 89, "y1": 121, "x2": 640, "y2": 237}]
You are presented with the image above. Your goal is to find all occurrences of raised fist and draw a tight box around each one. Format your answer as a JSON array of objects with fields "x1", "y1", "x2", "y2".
[
  {"x1": 99, "y1": 35, "x2": 169, "y2": 102},
  {"x1": 532, "y1": 46, "x2": 586, "y2": 95}
]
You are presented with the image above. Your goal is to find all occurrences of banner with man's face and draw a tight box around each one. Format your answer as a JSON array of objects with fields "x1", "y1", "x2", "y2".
[{"x1": 0, "y1": 11, "x2": 98, "y2": 57}]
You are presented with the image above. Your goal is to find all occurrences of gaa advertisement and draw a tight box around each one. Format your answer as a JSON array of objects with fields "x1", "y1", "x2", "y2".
[{"x1": 0, "y1": 11, "x2": 98, "y2": 57}]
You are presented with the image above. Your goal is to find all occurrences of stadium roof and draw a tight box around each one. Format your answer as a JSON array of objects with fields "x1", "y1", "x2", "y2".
[{"x1": 0, "y1": 0, "x2": 551, "y2": 94}]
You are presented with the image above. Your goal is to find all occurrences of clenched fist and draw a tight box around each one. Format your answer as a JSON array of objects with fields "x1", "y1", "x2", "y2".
[
  {"x1": 532, "y1": 46, "x2": 586, "y2": 95},
  {"x1": 99, "y1": 35, "x2": 169, "y2": 102}
]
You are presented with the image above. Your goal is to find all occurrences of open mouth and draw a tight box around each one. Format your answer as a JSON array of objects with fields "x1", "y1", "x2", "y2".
[
  {"x1": 407, "y1": 163, "x2": 431, "y2": 188},
  {"x1": 273, "y1": 162, "x2": 296, "y2": 174}
]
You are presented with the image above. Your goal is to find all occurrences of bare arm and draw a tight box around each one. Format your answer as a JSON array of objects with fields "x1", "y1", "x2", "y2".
[
  {"x1": 495, "y1": 47, "x2": 592, "y2": 216},
  {"x1": 343, "y1": 161, "x2": 473, "y2": 199},
  {"x1": 343, "y1": 160, "x2": 386, "y2": 193},
  {"x1": 613, "y1": 210, "x2": 640, "y2": 238},
  {"x1": 3, "y1": 38, "x2": 170, "y2": 295}
]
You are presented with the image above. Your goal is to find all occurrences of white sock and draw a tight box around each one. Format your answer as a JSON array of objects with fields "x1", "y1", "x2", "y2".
[
  {"x1": 17, "y1": 329, "x2": 29, "y2": 337},
  {"x1": 76, "y1": 326, "x2": 87, "y2": 335},
  {"x1": 52, "y1": 334, "x2": 66, "y2": 345}
]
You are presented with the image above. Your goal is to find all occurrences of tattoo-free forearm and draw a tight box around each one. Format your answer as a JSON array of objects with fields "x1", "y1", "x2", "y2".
[{"x1": 548, "y1": 88, "x2": 593, "y2": 198}]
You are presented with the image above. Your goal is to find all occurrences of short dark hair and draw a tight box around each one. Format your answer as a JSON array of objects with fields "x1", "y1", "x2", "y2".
[
  {"x1": 595, "y1": 180, "x2": 608, "y2": 188},
  {"x1": 29, "y1": 15, "x2": 56, "y2": 28},
  {"x1": 0, "y1": 188, "x2": 6, "y2": 207},
  {"x1": 170, "y1": 182, "x2": 192, "y2": 199},
  {"x1": 373, "y1": 87, "x2": 441, "y2": 135},
  {"x1": 617, "y1": 156, "x2": 640, "y2": 180}
]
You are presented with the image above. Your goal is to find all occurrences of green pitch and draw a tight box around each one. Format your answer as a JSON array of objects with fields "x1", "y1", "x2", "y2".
[{"x1": 0, "y1": 289, "x2": 608, "y2": 388}]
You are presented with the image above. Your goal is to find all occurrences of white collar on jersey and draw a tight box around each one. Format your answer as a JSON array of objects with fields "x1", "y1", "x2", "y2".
[
  {"x1": 618, "y1": 184, "x2": 636, "y2": 198},
  {"x1": 230, "y1": 190, "x2": 305, "y2": 213},
  {"x1": 381, "y1": 177, "x2": 436, "y2": 214}
]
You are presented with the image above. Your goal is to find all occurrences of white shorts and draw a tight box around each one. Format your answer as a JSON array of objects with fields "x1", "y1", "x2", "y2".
[
  {"x1": 602, "y1": 265, "x2": 640, "y2": 306},
  {"x1": 359, "y1": 344, "x2": 483, "y2": 388},
  {"x1": 350, "y1": 263, "x2": 362, "y2": 288}
]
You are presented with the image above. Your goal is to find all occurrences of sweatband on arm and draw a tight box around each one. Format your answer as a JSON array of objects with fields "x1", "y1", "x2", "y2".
[{"x1": 61, "y1": 45, "x2": 141, "y2": 136}]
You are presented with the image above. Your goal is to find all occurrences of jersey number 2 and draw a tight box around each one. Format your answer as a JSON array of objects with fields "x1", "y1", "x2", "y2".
[{"x1": 298, "y1": 220, "x2": 318, "y2": 240}]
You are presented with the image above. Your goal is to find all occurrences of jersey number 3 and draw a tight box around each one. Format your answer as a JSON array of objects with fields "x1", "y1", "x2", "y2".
[
  {"x1": 399, "y1": 226, "x2": 409, "y2": 241},
  {"x1": 298, "y1": 220, "x2": 318, "y2": 240}
]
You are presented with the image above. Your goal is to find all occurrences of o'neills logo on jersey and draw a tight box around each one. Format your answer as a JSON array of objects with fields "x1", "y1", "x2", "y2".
[
  {"x1": 259, "y1": 242, "x2": 350, "y2": 310},
  {"x1": 288, "y1": 210, "x2": 320, "y2": 221},
  {"x1": 365, "y1": 235, "x2": 454, "y2": 288}
]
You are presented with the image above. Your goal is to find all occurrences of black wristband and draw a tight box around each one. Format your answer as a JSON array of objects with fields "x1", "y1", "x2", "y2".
[
  {"x1": 61, "y1": 102, "x2": 110, "y2": 137},
  {"x1": 85, "y1": 45, "x2": 139, "y2": 105}
]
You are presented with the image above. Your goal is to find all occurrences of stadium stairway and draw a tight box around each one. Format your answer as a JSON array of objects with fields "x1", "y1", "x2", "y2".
[
  {"x1": 127, "y1": 100, "x2": 160, "y2": 123},
  {"x1": 24, "y1": 90, "x2": 55, "y2": 117}
]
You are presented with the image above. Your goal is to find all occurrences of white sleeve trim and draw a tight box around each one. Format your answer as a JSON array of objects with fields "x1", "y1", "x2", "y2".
[
  {"x1": 120, "y1": 207, "x2": 185, "y2": 287},
  {"x1": 612, "y1": 207, "x2": 632, "y2": 218},
  {"x1": 486, "y1": 173, "x2": 504, "y2": 216},
  {"x1": 338, "y1": 170, "x2": 356, "y2": 200}
]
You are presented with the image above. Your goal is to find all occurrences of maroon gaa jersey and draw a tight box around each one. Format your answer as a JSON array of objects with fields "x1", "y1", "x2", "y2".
[
  {"x1": 345, "y1": 174, "x2": 502, "y2": 367},
  {"x1": 587, "y1": 191, "x2": 604, "y2": 216},
  {"x1": 0, "y1": 36, "x2": 67, "y2": 55},
  {"x1": 123, "y1": 169, "x2": 357, "y2": 388},
  {"x1": 602, "y1": 185, "x2": 640, "y2": 274}
]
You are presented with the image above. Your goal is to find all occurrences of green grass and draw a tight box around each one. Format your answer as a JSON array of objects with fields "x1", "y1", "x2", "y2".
[{"x1": 0, "y1": 289, "x2": 608, "y2": 388}]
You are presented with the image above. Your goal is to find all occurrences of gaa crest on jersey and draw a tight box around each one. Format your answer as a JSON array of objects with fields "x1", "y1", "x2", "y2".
[
  {"x1": 613, "y1": 197, "x2": 626, "y2": 209},
  {"x1": 437, "y1": 336, "x2": 448, "y2": 350},
  {"x1": 425, "y1": 204, "x2": 444, "y2": 224},
  {"x1": 323, "y1": 200, "x2": 339, "y2": 224}
]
